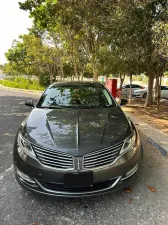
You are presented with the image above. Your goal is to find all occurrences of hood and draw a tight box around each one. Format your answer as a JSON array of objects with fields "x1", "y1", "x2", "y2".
[{"x1": 21, "y1": 107, "x2": 133, "y2": 156}]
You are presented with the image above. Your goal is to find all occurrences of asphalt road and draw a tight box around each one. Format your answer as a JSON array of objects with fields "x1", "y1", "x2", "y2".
[{"x1": 0, "y1": 88, "x2": 168, "y2": 225}]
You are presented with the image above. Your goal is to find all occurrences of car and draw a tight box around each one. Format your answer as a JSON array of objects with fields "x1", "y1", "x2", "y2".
[
  {"x1": 13, "y1": 82, "x2": 143, "y2": 197},
  {"x1": 120, "y1": 84, "x2": 145, "y2": 96},
  {"x1": 133, "y1": 87, "x2": 148, "y2": 98},
  {"x1": 133, "y1": 86, "x2": 168, "y2": 99}
]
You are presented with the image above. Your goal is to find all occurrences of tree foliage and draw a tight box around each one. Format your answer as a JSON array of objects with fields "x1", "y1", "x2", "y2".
[{"x1": 3, "y1": 0, "x2": 168, "y2": 106}]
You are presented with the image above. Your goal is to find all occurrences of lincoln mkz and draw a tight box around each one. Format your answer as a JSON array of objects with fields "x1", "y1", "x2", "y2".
[{"x1": 13, "y1": 82, "x2": 143, "y2": 197}]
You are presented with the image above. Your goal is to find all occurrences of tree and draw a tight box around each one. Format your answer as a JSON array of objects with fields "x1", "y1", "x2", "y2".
[
  {"x1": 103, "y1": 0, "x2": 168, "y2": 106},
  {"x1": 17, "y1": 0, "x2": 168, "y2": 108},
  {"x1": 19, "y1": 0, "x2": 117, "y2": 81}
]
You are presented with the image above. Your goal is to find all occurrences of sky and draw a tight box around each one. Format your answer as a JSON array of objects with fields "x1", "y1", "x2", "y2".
[{"x1": 0, "y1": 0, "x2": 32, "y2": 64}]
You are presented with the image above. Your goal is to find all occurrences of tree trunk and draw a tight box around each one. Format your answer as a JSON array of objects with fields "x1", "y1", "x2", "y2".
[
  {"x1": 119, "y1": 74, "x2": 125, "y2": 100},
  {"x1": 71, "y1": 74, "x2": 74, "y2": 81},
  {"x1": 50, "y1": 71, "x2": 53, "y2": 84},
  {"x1": 92, "y1": 57, "x2": 98, "y2": 81},
  {"x1": 93, "y1": 71, "x2": 98, "y2": 81},
  {"x1": 119, "y1": 75, "x2": 125, "y2": 90},
  {"x1": 50, "y1": 75, "x2": 53, "y2": 84},
  {"x1": 154, "y1": 75, "x2": 159, "y2": 102},
  {"x1": 27, "y1": 74, "x2": 31, "y2": 84},
  {"x1": 157, "y1": 75, "x2": 161, "y2": 111},
  {"x1": 129, "y1": 74, "x2": 132, "y2": 104},
  {"x1": 74, "y1": 64, "x2": 79, "y2": 81},
  {"x1": 60, "y1": 62, "x2": 65, "y2": 81},
  {"x1": 144, "y1": 73, "x2": 154, "y2": 107},
  {"x1": 80, "y1": 72, "x2": 84, "y2": 81},
  {"x1": 37, "y1": 73, "x2": 41, "y2": 86}
]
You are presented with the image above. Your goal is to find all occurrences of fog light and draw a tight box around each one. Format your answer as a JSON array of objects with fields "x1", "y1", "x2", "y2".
[
  {"x1": 16, "y1": 168, "x2": 36, "y2": 184},
  {"x1": 121, "y1": 164, "x2": 138, "y2": 180}
]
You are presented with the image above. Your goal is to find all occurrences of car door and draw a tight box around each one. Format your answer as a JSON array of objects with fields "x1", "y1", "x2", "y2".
[
  {"x1": 132, "y1": 84, "x2": 143, "y2": 92},
  {"x1": 122, "y1": 85, "x2": 130, "y2": 95},
  {"x1": 131, "y1": 84, "x2": 138, "y2": 93},
  {"x1": 161, "y1": 86, "x2": 168, "y2": 99}
]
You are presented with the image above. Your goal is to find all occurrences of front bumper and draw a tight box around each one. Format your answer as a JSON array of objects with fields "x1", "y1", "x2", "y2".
[
  {"x1": 13, "y1": 142, "x2": 143, "y2": 197},
  {"x1": 132, "y1": 93, "x2": 142, "y2": 98}
]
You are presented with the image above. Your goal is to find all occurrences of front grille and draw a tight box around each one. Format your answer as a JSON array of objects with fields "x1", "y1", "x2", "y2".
[
  {"x1": 39, "y1": 178, "x2": 118, "y2": 192},
  {"x1": 84, "y1": 142, "x2": 124, "y2": 169},
  {"x1": 32, "y1": 144, "x2": 74, "y2": 170}
]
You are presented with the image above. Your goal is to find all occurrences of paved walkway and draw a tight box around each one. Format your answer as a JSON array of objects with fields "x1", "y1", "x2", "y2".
[{"x1": 125, "y1": 112, "x2": 168, "y2": 157}]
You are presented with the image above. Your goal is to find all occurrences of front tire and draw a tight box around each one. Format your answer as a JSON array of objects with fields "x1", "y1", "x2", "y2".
[{"x1": 143, "y1": 93, "x2": 147, "y2": 98}]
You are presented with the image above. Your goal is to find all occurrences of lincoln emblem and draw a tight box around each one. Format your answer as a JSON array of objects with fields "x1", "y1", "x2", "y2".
[{"x1": 77, "y1": 158, "x2": 80, "y2": 170}]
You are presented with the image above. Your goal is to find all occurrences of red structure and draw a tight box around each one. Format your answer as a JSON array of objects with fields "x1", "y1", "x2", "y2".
[{"x1": 105, "y1": 79, "x2": 117, "y2": 98}]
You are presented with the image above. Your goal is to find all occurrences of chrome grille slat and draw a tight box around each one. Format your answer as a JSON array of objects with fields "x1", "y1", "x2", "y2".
[
  {"x1": 38, "y1": 155, "x2": 73, "y2": 165},
  {"x1": 32, "y1": 144, "x2": 73, "y2": 169},
  {"x1": 85, "y1": 160, "x2": 113, "y2": 168},
  {"x1": 40, "y1": 158, "x2": 73, "y2": 166},
  {"x1": 85, "y1": 153, "x2": 118, "y2": 164},
  {"x1": 40, "y1": 161, "x2": 71, "y2": 169},
  {"x1": 85, "y1": 144, "x2": 123, "y2": 157},
  {"x1": 33, "y1": 145, "x2": 71, "y2": 157},
  {"x1": 84, "y1": 142, "x2": 124, "y2": 169},
  {"x1": 35, "y1": 150, "x2": 72, "y2": 162},
  {"x1": 84, "y1": 155, "x2": 117, "y2": 165},
  {"x1": 84, "y1": 148, "x2": 120, "y2": 160}
]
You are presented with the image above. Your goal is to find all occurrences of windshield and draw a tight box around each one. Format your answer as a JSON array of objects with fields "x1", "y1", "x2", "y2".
[{"x1": 37, "y1": 85, "x2": 115, "y2": 109}]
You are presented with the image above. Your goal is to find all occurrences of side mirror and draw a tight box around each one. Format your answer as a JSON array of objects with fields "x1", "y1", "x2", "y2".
[
  {"x1": 25, "y1": 100, "x2": 34, "y2": 108},
  {"x1": 120, "y1": 99, "x2": 128, "y2": 106}
]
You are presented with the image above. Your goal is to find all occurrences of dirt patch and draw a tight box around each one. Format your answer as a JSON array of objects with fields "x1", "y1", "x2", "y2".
[{"x1": 122, "y1": 99, "x2": 168, "y2": 135}]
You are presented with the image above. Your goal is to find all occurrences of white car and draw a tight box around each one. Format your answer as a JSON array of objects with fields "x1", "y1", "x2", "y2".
[
  {"x1": 121, "y1": 84, "x2": 145, "y2": 96},
  {"x1": 133, "y1": 86, "x2": 168, "y2": 99}
]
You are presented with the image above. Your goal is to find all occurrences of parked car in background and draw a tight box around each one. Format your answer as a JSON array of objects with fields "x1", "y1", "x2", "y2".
[
  {"x1": 117, "y1": 84, "x2": 145, "y2": 96},
  {"x1": 133, "y1": 86, "x2": 168, "y2": 99},
  {"x1": 133, "y1": 87, "x2": 148, "y2": 98},
  {"x1": 160, "y1": 86, "x2": 168, "y2": 99}
]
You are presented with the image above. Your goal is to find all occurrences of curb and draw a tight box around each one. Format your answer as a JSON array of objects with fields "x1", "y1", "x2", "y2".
[
  {"x1": 125, "y1": 112, "x2": 168, "y2": 157},
  {"x1": 147, "y1": 137, "x2": 168, "y2": 157},
  {"x1": 0, "y1": 84, "x2": 43, "y2": 94}
]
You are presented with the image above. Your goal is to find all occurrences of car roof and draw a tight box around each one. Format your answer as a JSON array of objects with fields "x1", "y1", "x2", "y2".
[{"x1": 50, "y1": 81, "x2": 104, "y2": 88}]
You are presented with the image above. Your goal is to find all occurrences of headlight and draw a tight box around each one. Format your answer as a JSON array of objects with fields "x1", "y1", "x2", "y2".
[
  {"x1": 120, "y1": 131, "x2": 136, "y2": 155},
  {"x1": 17, "y1": 133, "x2": 36, "y2": 158}
]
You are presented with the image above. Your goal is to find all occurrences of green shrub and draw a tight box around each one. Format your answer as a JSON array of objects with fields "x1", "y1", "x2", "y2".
[
  {"x1": 0, "y1": 76, "x2": 45, "y2": 91},
  {"x1": 39, "y1": 74, "x2": 50, "y2": 87}
]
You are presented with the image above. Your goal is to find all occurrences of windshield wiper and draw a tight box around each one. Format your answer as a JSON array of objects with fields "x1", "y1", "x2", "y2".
[{"x1": 37, "y1": 106, "x2": 63, "y2": 109}]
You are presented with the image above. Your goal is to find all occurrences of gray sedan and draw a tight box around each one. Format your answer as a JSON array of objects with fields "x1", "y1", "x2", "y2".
[{"x1": 13, "y1": 82, "x2": 143, "y2": 197}]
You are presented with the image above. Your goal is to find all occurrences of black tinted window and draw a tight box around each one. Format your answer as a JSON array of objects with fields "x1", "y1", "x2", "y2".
[
  {"x1": 123, "y1": 85, "x2": 130, "y2": 88},
  {"x1": 37, "y1": 85, "x2": 115, "y2": 108},
  {"x1": 133, "y1": 85, "x2": 141, "y2": 88},
  {"x1": 161, "y1": 86, "x2": 168, "y2": 90}
]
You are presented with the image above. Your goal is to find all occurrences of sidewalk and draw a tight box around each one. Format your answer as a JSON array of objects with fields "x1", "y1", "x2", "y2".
[{"x1": 125, "y1": 111, "x2": 168, "y2": 157}]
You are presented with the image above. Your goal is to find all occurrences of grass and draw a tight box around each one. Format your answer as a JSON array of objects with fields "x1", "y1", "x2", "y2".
[{"x1": 0, "y1": 77, "x2": 45, "y2": 91}]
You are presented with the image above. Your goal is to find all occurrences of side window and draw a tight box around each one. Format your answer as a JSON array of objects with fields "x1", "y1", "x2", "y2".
[
  {"x1": 162, "y1": 86, "x2": 168, "y2": 90},
  {"x1": 161, "y1": 86, "x2": 166, "y2": 90},
  {"x1": 134, "y1": 85, "x2": 141, "y2": 88},
  {"x1": 124, "y1": 85, "x2": 130, "y2": 88}
]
